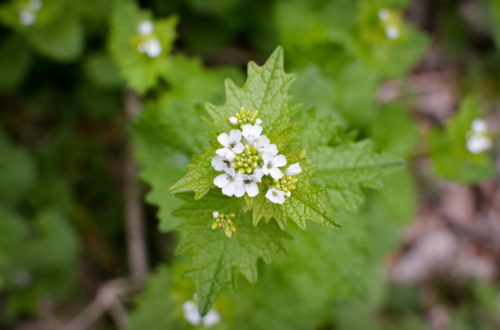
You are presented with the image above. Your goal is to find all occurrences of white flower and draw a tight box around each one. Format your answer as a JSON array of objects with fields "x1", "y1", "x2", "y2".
[
  {"x1": 255, "y1": 118, "x2": 262, "y2": 125},
  {"x1": 212, "y1": 211, "x2": 219, "y2": 218},
  {"x1": 471, "y1": 119, "x2": 487, "y2": 134},
  {"x1": 138, "y1": 38, "x2": 162, "y2": 58},
  {"x1": 19, "y1": 11, "x2": 36, "y2": 25},
  {"x1": 216, "y1": 130, "x2": 244, "y2": 161},
  {"x1": 242, "y1": 170, "x2": 263, "y2": 197},
  {"x1": 385, "y1": 26, "x2": 400, "y2": 40},
  {"x1": 256, "y1": 135, "x2": 278, "y2": 155},
  {"x1": 378, "y1": 8, "x2": 390, "y2": 21},
  {"x1": 466, "y1": 135, "x2": 492, "y2": 154},
  {"x1": 242, "y1": 124, "x2": 262, "y2": 144},
  {"x1": 262, "y1": 152, "x2": 287, "y2": 180},
  {"x1": 229, "y1": 116, "x2": 238, "y2": 125},
  {"x1": 203, "y1": 310, "x2": 221, "y2": 327},
  {"x1": 211, "y1": 155, "x2": 231, "y2": 172},
  {"x1": 286, "y1": 163, "x2": 302, "y2": 175},
  {"x1": 266, "y1": 188, "x2": 286, "y2": 204},
  {"x1": 466, "y1": 118, "x2": 493, "y2": 154},
  {"x1": 182, "y1": 300, "x2": 221, "y2": 327},
  {"x1": 183, "y1": 300, "x2": 202, "y2": 325},
  {"x1": 214, "y1": 168, "x2": 245, "y2": 197},
  {"x1": 137, "y1": 20, "x2": 154, "y2": 35}
]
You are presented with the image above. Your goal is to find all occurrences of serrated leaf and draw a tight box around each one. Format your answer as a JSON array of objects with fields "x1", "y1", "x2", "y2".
[
  {"x1": 205, "y1": 46, "x2": 296, "y2": 133},
  {"x1": 175, "y1": 191, "x2": 288, "y2": 315},
  {"x1": 310, "y1": 141, "x2": 404, "y2": 212},
  {"x1": 169, "y1": 147, "x2": 218, "y2": 199}
]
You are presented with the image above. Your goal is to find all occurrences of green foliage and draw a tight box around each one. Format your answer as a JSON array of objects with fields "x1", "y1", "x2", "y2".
[
  {"x1": 430, "y1": 95, "x2": 496, "y2": 183},
  {"x1": 0, "y1": 35, "x2": 32, "y2": 91},
  {"x1": 0, "y1": 133, "x2": 79, "y2": 321},
  {"x1": 109, "y1": 0, "x2": 177, "y2": 94},
  {"x1": 311, "y1": 141, "x2": 404, "y2": 212},
  {"x1": 174, "y1": 191, "x2": 288, "y2": 315},
  {"x1": 129, "y1": 267, "x2": 182, "y2": 330}
]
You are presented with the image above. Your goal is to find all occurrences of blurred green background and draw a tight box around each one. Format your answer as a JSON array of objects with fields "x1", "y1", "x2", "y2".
[{"x1": 1, "y1": 0, "x2": 499, "y2": 329}]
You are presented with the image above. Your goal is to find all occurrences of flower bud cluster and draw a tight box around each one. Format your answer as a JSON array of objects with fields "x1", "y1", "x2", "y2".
[
  {"x1": 18, "y1": 0, "x2": 42, "y2": 26},
  {"x1": 212, "y1": 108, "x2": 302, "y2": 204},
  {"x1": 229, "y1": 107, "x2": 262, "y2": 128},
  {"x1": 211, "y1": 211, "x2": 237, "y2": 238},
  {"x1": 136, "y1": 20, "x2": 162, "y2": 58}
]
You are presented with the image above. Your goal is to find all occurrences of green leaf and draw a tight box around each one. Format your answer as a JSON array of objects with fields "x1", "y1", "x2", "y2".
[
  {"x1": 175, "y1": 191, "x2": 288, "y2": 315},
  {"x1": 205, "y1": 46, "x2": 296, "y2": 133},
  {"x1": 0, "y1": 132, "x2": 35, "y2": 208},
  {"x1": 109, "y1": 0, "x2": 177, "y2": 94},
  {"x1": 0, "y1": 35, "x2": 32, "y2": 91},
  {"x1": 169, "y1": 147, "x2": 218, "y2": 200},
  {"x1": 310, "y1": 141, "x2": 405, "y2": 212},
  {"x1": 247, "y1": 164, "x2": 338, "y2": 230},
  {"x1": 369, "y1": 103, "x2": 419, "y2": 158},
  {"x1": 25, "y1": 14, "x2": 84, "y2": 61}
]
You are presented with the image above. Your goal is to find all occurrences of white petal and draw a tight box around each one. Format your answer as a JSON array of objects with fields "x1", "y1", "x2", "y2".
[
  {"x1": 229, "y1": 129, "x2": 242, "y2": 142},
  {"x1": 286, "y1": 163, "x2": 302, "y2": 175},
  {"x1": 211, "y1": 156, "x2": 226, "y2": 171},
  {"x1": 273, "y1": 154, "x2": 287, "y2": 167},
  {"x1": 212, "y1": 211, "x2": 219, "y2": 218},
  {"x1": 256, "y1": 135, "x2": 270, "y2": 150},
  {"x1": 145, "y1": 39, "x2": 162, "y2": 57},
  {"x1": 269, "y1": 167, "x2": 283, "y2": 180},
  {"x1": 385, "y1": 26, "x2": 400, "y2": 40},
  {"x1": 467, "y1": 136, "x2": 492, "y2": 154},
  {"x1": 203, "y1": 311, "x2": 221, "y2": 327},
  {"x1": 214, "y1": 174, "x2": 229, "y2": 188},
  {"x1": 255, "y1": 118, "x2": 262, "y2": 125},
  {"x1": 229, "y1": 116, "x2": 238, "y2": 125},
  {"x1": 182, "y1": 300, "x2": 197, "y2": 312},
  {"x1": 184, "y1": 309, "x2": 202, "y2": 325},
  {"x1": 222, "y1": 182, "x2": 235, "y2": 196},
  {"x1": 265, "y1": 144, "x2": 278, "y2": 156},
  {"x1": 252, "y1": 168, "x2": 264, "y2": 181},
  {"x1": 262, "y1": 152, "x2": 274, "y2": 163},
  {"x1": 246, "y1": 182, "x2": 259, "y2": 197},
  {"x1": 266, "y1": 188, "x2": 285, "y2": 204},
  {"x1": 378, "y1": 8, "x2": 389, "y2": 21},
  {"x1": 217, "y1": 133, "x2": 231, "y2": 147},
  {"x1": 216, "y1": 148, "x2": 235, "y2": 161},
  {"x1": 232, "y1": 143, "x2": 244, "y2": 154},
  {"x1": 137, "y1": 20, "x2": 154, "y2": 35},
  {"x1": 471, "y1": 119, "x2": 487, "y2": 133},
  {"x1": 233, "y1": 182, "x2": 246, "y2": 197}
]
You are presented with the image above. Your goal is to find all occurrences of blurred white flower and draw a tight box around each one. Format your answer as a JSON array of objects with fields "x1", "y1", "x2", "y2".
[
  {"x1": 466, "y1": 118, "x2": 493, "y2": 154},
  {"x1": 137, "y1": 20, "x2": 154, "y2": 35},
  {"x1": 182, "y1": 299, "x2": 221, "y2": 327}
]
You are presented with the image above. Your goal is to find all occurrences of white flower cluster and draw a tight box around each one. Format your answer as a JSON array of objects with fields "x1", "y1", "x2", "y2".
[
  {"x1": 136, "y1": 20, "x2": 162, "y2": 58},
  {"x1": 18, "y1": 0, "x2": 42, "y2": 26},
  {"x1": 378, "y1": 8, "x2": 401, "y2": 40},
  {"x1": 466, "y1": 119, "x2": 493, "y2": 154},
  {"x1": 183, "y1": 299, "x2": 220, "y2": 327},
  {"x1": 212, "y1": 108, "x2": 301, "y2": 204}
]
